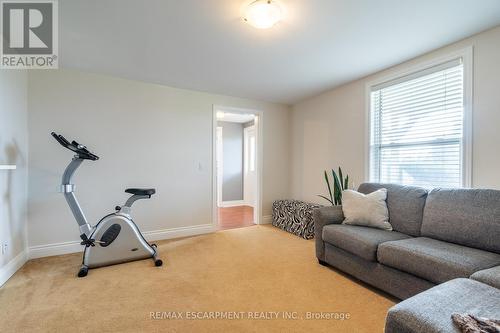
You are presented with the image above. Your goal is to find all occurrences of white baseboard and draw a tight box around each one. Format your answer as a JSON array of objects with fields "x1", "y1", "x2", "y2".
[
  {"x1": 0, "y1": 250, "x2": 28, "y2": 287},
  {"x1": 29, "y1": 240, "x2": 82, "y2": 259},
  {"x1": 142, "y1": 223, "x2": 215, "y2": 242},
  {"x1": 261, "y1": 215, "x2": 272, "y2": 224},
  {"x1": 220, "y1": 200, "x2": 247, "y2": 208},
  {"x1": 28, "y1": 223, "x2": 216, "y2": 260}
]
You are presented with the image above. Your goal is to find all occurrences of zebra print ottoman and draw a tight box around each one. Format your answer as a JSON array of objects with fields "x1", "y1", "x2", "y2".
[{"x1": 272, "y1": 200, "x2": 323, "y2": 239}]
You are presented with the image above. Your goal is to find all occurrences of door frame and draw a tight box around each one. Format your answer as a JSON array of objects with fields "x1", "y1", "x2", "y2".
[
  {"x1": 212, "y1": 105, "x2": 263, "y2": 228},
  {"x1": 243, "y1": 125, "x2": 256, "y2": 207},
  {"x1": 216, "y1": 126, "x2": 223, "y2": 207}
]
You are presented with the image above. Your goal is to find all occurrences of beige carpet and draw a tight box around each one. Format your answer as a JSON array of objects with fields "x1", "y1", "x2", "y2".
[{"x1": 0, "y1": 225, "x2": 395, "y2": 332}]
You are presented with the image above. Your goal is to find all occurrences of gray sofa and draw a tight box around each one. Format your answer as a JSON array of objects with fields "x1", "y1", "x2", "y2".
[{"x1": 314, "y1": 183, "x2": 500, "y2": 332}]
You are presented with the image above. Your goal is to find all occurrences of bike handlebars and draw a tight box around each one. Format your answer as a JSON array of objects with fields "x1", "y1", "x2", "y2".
[{"x1": 51, "y1": 132, "x2": 99, "y2": 161}]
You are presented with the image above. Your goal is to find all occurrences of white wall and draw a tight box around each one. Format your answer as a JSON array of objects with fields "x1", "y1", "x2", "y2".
[
  {"x1": 27, "y1": 70, "x2": 290, "y2": 251},
  {"x1": 291, "y1": 26, "x2": 500, "y2": 203},
  {"x1": 217, "y1": 121, "x2": 243, "y2": 202},
  {"x1": 0, "y1": 71, "x2": 28, "y2": 285}
]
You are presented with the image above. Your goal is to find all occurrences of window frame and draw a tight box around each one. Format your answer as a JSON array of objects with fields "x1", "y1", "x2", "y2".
[{"x1": 364, "y1": 46, "x2": 473, "y2": 188}]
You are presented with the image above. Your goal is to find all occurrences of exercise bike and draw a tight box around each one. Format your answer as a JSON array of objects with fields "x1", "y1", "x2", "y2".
[{"x1": 51, "y1": 132, "x2": 162, "y2": 277}]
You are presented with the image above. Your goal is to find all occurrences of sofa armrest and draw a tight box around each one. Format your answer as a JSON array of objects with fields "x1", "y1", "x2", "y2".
[{"x1": 313, "y1": 206, "x2": 344, "y2": 261}]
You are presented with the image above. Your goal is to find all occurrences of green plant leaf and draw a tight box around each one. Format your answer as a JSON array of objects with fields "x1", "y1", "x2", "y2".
[
  {"x1": 332, "y1": 176, "x2": 337, "y2": 205},
  {"x1": 338, "y1": 167, "x2": 344, "y2": 191},
  {"x1": 332, "y1": 169, "x2": 343, "y2": 205},
  {"x1": 332, "y1": 169, "x2": 342, "y2": 193},
  {"x1": 317, "y1": 195, "x2": 333, "y2": 205},
  {"x1": 324, "y1": 170, "x2": 333, "y2": 205},
  {"x1": 344, "y1": 175, "x2": 349, "y2": 190}
]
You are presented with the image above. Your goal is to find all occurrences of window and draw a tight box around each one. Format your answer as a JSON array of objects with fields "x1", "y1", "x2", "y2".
[{"x1": 369, "y1": 55, "x2": 471, "y2": 188}]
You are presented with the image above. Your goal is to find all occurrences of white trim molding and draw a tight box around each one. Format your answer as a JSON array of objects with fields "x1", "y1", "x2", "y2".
[
  {"x1": 0, "y1": 165, "x2": 17, "y2": 170},
  {"x1": 29, "y1": 240, "x2": 82, "y2": 259},
  {"x1": 212, "y1": 105, "x2": 264, "y2": 228},
  {"x1": 261, "y1": 215, "x2": 272, "y2": 224},
  {"x1": 219, "y1": 200, "x2": 247, "y2": 208},
  {"x1": 364, "y1": 46, "x2": 473, "y2": 187},
  {"x1": 29, "y1": 224, "x2": 215, "y2": 259},
  {"x1": 0, "y1": 250, "x2": 28, "y2": 287},
  {"x1": 143, "y1": 224, "x2": 215, "y2": 242}
]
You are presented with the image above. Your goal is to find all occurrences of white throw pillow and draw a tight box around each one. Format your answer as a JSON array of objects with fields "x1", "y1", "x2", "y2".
[{"x1": 341, "y1": 189, "x2": 392, "y2": 231}]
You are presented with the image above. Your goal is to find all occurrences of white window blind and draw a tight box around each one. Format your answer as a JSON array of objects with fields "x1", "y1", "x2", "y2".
[{"x1": 369, "y1": 58, "x2": 465, "y2": 188}]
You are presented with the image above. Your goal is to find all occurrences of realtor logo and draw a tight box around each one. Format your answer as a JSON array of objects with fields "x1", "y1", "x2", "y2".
[{"x1": 1, "y1": 0, "x2": 58, "y2": 69}]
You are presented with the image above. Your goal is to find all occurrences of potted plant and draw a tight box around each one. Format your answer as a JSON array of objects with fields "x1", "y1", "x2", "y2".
[{"x1": 318, "y1": 167, "x2": 349, "y2": 206}]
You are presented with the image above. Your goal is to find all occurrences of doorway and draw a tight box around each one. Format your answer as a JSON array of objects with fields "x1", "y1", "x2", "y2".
[{"x1": 213, "y1": 106, "x2": 262, "y2": 231}]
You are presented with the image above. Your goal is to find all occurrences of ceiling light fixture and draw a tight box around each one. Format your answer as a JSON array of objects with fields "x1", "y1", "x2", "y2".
[{"x1": 244, "y1": 0, "x2": 283, "y2": 29}]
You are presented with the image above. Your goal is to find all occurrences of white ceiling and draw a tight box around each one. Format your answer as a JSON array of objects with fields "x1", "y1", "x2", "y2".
[{"x1": 60, "y1": 0, "x2": 500, "y2": 105}]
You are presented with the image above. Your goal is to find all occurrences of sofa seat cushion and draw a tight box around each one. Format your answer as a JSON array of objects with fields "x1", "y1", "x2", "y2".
[
  {"x1": 385, "y1": 278, "x2": 500, "y2": 333},
  {"x1": 470, "y1": 266, "x2": 500, "y2": 289},
  {"x1": 322, "y1": 224, "x2": 411, "y2": 262},
  {"x1": 378, "y1": 237, "x2": 500, "y2": 284}
]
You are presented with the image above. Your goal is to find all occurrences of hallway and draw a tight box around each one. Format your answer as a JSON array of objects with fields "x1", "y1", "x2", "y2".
[{"x1": 217, "y1": 206, "x2": 254, "y2": 230}]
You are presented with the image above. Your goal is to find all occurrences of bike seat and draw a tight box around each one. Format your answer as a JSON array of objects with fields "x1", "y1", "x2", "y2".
[{"x1": 125, "y1": 188, "x2": 156, "y2": 196}]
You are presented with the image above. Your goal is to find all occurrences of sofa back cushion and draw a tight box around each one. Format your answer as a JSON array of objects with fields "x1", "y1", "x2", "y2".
[
  {"x1": 357, "y1": 183, "x2": 428, "y2": 236},
  {"x1": 421, "y1": 188, "x2": 500, "y2": 254}
]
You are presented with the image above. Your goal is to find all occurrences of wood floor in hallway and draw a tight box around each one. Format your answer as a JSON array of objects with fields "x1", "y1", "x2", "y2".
[{"x1": 218, "y1": 205, "x2": 255, "y2": 230}]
